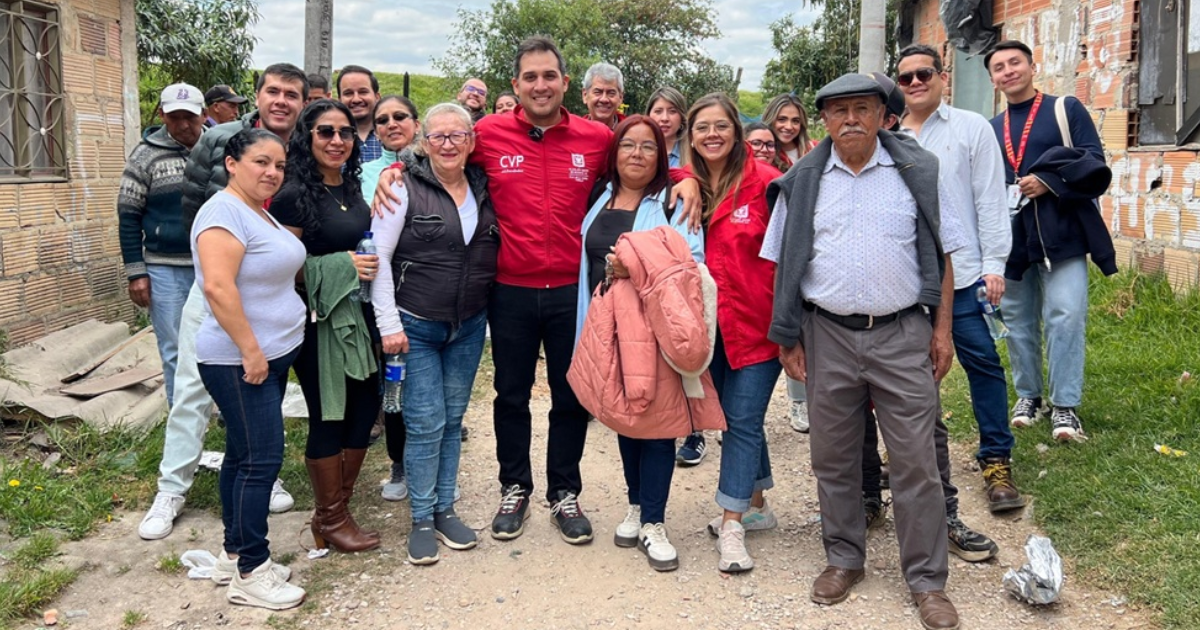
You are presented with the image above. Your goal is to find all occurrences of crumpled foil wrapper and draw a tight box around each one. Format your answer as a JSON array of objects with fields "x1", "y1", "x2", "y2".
[{"x1": 1003, "y1": 535, "x2": 1064, "y2": 605}]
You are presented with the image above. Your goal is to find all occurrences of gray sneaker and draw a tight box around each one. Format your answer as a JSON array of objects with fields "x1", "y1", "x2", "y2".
[
  {"x1": 407, "y1": 519, "x2": 440, "y2": 565},
  {"x1": 381, "y1": 462, "x2": 408, "y2": 501},
  {"x1": 434, "y1": 509, "x2": 478, "y2": 550}
]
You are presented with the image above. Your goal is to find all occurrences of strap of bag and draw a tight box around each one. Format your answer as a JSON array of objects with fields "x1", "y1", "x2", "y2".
[{"x1": 1055, "y1": 96, "x2": 1073, "y2": 149}]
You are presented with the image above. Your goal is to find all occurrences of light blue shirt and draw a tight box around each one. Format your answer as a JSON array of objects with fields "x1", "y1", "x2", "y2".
[
  {"x1": 760, "y1": 139, "x2": 968, "y2": 317},
  {"x1": 901, "y1": 103, "x2": 1010, "y2": 290},
  {"x1": 574, "y1": 184, "x2": 705, "y2": 345},
  {"x1": 361, "y1": 148, "x2": 399, "y2": 204}
]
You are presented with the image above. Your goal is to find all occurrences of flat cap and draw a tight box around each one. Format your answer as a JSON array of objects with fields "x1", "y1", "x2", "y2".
[{"x1": 814, "y1": 73, "x2": 888, "y2": 111}]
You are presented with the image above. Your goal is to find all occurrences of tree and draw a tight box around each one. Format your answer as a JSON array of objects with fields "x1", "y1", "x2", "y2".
[
  {"x1": 760, "y1": 0, "x2": 900, "y2": 117},
  {"x1": 434, "y1": 0, "x2": 738, "y2": 115},
  {"x1": 135, "y1": 0, "x2": 260, "y2": 127}
]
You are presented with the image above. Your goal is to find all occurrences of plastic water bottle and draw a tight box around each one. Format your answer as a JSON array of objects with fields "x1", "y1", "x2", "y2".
[
  {"x1": 382, "y1": 353, "x2": 406, "y2": 413},
  {"x1": 975, "y1": 279, "x2": 1010, "y2": 340},
  {"x1": 354, "y1": 231, "x2": 376, "y2": 303}
]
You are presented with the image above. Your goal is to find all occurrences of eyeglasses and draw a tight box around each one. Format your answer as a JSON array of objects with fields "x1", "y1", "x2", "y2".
[
  {"x1": 692, "y1": 121, "x2": 733, "y2": 135},
  {"x1": 374, "y1": 111, "x2": 412, "y2": 126},
  {"x1": 617, "y1": 141, "x2": 658, "y2": 155},
  {"x1": 312, "y1": 125, "x2": 356, "y2": 141},
  {"x1": 463, "y1": 85, "x2": 488, "y2": 97},
  {"x1": 897, "y1": 67, "x2": 938, "y2": 86},
  {"x1": 425, "y1": 131, "x2": 473, "y2": 146},
  {"x1": 748, "y1": 139, "x2": 776, "y2": 151}
]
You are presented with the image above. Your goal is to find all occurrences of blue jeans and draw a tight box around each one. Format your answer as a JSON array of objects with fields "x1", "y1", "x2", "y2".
[
  {"x1": 199, "y1": 346, "x2": 299, "y2": 574},
  {"x1": 711, "y1": 334, "x2": 780, "y2": 513},
  {"x1": 952, "y1": 286, "x2": 1015, "y2": 459},
  {"x1": 1001, "y1": 257, "x2": 1089, "y2": 408},
  {"x1": 146, "y1": 264, "x2": 196, "y2": 406},
  {"x1": 402, "y1": 310, "x2": 488, "y2": 522},
  {"x1": 618, "y1": 436, "x2": 676, "y2": 524}
]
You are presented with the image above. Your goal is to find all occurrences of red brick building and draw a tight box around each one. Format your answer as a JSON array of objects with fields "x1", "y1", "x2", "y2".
[{"x1": 905, "y1": 0, "x2": 1200, "y2": 287}]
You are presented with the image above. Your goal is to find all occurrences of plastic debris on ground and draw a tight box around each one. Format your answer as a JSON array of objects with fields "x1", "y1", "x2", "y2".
[
  {"x1": 199, "y1": 451, "x2": 225, "y2": 471},
  {"x1": 179, "y1": 549, "x2": 218, "y2": 580},
  {"x1": 1154, "y1": 443, "x2": 1187, "y2": 457},
  {"x1": 1003, "y1": 535, "x2": 1064, "y2": 605}
]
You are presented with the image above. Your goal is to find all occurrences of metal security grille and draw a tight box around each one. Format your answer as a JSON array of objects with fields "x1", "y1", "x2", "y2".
[{"x1": 0, "y1": 1, "x2": 65, "y2": 181}]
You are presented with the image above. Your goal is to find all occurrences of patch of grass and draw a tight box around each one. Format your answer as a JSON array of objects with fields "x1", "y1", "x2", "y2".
[
  {"x1": 941, "y1": 269, "x2": 1200, "y2": 629},
  {"x1": 275, "y1": 551, "x2": 297, "y2": 567},
  {"x1": 0, "y1": 533, "x2": 77, "y2": 624},
  {"x1": 121, "y1": 609, "x2": 147, "y2": 628},
  {"x1": 155, "y1": 553, "x2": 184, "y2": 574}
]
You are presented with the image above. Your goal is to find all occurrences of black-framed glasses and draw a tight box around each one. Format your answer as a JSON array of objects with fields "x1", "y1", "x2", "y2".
[
  {"x1": 748, "y1": 139, "x2": 776, "y2": 151},
  {"x1": 897, "y1": 67, "x2": 937, "y2": 86},
  {"x1": 374, "y1": 112, "x2": 412, "y2": 126},
  {"x1": 312, "y1": 125, "x2": 355, "y2": 141},
  {"x1": 425, "y1": 131, "x2": 473, "y2": 146}
]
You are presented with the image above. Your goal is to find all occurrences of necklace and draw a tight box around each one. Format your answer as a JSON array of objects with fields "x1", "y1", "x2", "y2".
[{"x1": 323, "y1": 184, "x2": 347, "y2": 212}]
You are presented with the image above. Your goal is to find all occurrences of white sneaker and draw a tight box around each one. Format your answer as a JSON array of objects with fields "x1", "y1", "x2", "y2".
[
  {"x1": 613, "y1": 504, "x2": 641, "y2": 548},
  {"x1": 638, "y1": 522, "x2": 678, "y2": 571},
  {"x1": 706, "y1": 500, "x2": 778, "y2": 536},
  {"x1": 789, "y1": 401, "x2": 810, "y2": 433},
  {"x1": 715, "y1": 520, "x2": 753, "y2": 572},
  {"x1": 211, "y1": 550, "x2": 292, "y2": 585},
  {"x1": 226, "y1": 559, "x2": 305, "y2": 610},
  {"x1": 268, "y1": 478, "x2": 294, "y2": 513},
  {"x1": 138, "y1": 492, "x2": 184, "y2": 540},
  {"x1": 381, "y1": 463, "x2": 408, "y2": 501}
]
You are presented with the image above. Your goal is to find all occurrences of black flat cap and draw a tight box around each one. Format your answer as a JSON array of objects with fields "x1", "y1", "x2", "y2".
[{"x1": 814, "y1": 73, "x2": 888, "y2": 111}]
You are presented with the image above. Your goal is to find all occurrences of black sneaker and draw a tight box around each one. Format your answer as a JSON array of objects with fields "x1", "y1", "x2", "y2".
[
  {"x1": 490, "y1": 484, "x2": 528, "y2": 540},
  {"x1": 1010, "y1": 397, "x2": 1045, "y2": 428},
  {"x1": 1050, "y1": 407, "x2": 1085, "y2": 442},
  {"x1": 550, "y1": 490, "x2": 594, "y2": 544},
  {"x1": 863, "y1": 495, "x2": 890, "y2": 529},
  {"x1": 675, "y1": 432, "x2": 706, "y2": 466},
  {"x1": 946, "y1": 516, "x2": 999, "y2": 562},
  {"x1": 461, "y1": 426, "x2": 470, "y2": 442}
]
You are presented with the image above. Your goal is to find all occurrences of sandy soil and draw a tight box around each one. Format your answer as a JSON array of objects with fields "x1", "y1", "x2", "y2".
[{"x1": 41, "y1": 370, "x2": 1156, "y2": 630}]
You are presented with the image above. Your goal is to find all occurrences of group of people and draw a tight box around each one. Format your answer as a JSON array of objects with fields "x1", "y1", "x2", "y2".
[{"x1": 116, "y1": 33, "x2": 1113, "y2": 630}]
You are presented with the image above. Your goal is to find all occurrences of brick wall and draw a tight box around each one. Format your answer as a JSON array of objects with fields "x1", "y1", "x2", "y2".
[
  {"x1": 0, "y1": 0, "x2": 137, "y2": 347},
  {"x1": 912, "y1": 0, "x2": 1200, "y2": 288}
]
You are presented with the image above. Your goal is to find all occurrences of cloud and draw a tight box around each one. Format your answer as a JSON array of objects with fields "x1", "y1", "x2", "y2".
[{"x1": 248, "y1": 0, "x2": 818, "y2": 91}]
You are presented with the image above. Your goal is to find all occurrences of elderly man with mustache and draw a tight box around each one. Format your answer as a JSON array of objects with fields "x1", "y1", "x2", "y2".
[{"x1": 760, "y1": 73, "x2": 969, "y2": 630}]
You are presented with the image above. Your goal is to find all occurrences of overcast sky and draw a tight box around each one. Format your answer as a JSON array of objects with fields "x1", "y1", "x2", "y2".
[{"x1": 249, "y1": 1, "x2": 819, "y2": 92}]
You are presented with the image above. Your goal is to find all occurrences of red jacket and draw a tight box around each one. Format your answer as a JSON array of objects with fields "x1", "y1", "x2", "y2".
[
  {"x1": 569, "y1": 227, "x2": 726, "y2": 439},
  {"x1": 689, "y1": 150, "x2": 781, "y2": 370},
  {"x1": 471, "y1": 106, "x2": 612, "y2": 288}
]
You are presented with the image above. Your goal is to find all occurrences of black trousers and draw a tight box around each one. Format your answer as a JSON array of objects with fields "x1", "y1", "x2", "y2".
[
  {"x1": 294, "y1": 318, "x2": 379, "y2": 459},
  {"x1": 489, "y1": 283, "x2": 589, "y2": 503}
]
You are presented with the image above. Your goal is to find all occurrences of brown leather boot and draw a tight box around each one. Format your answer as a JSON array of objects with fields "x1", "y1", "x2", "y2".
[
  {"x1": 341, "y1": 448, "x2": 380, "y2": 540},
  {"x1": 306, "y1": 454, "x2": 380, "y2": 552},
  {"x1": 980, "y1": 456, "x2": 1026, "y2": 513}
]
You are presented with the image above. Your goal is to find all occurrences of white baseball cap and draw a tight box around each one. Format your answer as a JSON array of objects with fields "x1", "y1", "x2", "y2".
[{"x1": 160, "y1": 83, "x2": 204, "y2": 116}]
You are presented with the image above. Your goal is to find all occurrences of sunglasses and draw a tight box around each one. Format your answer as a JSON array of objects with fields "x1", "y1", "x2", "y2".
[
  {"x1": 897, "y1": 67, "x2": 937, "y2": 86},
  {"x1": 463, "y1": 85, "x2": 488, "y2": 97},
  {"x1": 374, "y1": 111, "x2": 412, "y2": 126},
  {"x1": 312, "y1": 125, "x2": 356, "y2": 141}
]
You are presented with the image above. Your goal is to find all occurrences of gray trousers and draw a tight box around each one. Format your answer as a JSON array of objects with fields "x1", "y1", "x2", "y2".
[{"x1": 803, "y1": 308, "x2": 948, "y2": 593}]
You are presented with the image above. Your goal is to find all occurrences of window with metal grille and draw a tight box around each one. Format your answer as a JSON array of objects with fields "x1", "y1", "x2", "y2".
[{"x1": 0, "y1": 1, "x2": 66, "y2": 181}]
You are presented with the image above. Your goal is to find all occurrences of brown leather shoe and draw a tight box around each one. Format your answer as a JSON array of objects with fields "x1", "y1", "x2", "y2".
[
  {"x1": 980, "y1": 457, "x2": 1026, "y2": 513},
  {"x1": 913, "y1": 590, "x2": 960, "y2": 630},
  {"x1": 810, "y1": 565, "x2": 865, "y2": 605}
]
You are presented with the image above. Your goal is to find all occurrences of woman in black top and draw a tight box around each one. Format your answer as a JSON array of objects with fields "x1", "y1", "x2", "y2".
[{"x1": 269, "y1": 99, "x2": 381, "y2": 553}]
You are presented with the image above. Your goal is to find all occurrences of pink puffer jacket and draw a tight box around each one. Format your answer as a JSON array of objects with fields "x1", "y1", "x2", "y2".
[{"x1": 568, "y1": 226, "x2": 726, "y2": 439}]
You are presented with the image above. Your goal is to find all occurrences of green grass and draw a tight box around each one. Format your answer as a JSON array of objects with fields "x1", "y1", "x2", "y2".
[
  {"x1": 0, "y1": 533, "x2": 76, "y2": 626},
  {"x1": 371, "y1": 72, "x2": 457, "y2": 120},
  {"x1": 155, "y1": 553, "x2": 184, "y2": 574},
  {"x1": 940, "y1": 269, "x2": 1200, "y2": 628},
  {"x1": 121, "y1": 609, "x2": 147, "y2": 628}
]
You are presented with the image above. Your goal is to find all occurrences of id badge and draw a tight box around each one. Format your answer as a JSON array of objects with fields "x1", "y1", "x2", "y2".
[{"x1": 1006, "y1": 184, "x2": 1022, "y2": 211}]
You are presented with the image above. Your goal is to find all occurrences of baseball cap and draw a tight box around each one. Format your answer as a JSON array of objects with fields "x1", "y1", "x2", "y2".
[
  {"x1": 160, "y1": 83, "x2": 204, "y2": 116},
  {"x1": 204, "y1": 84, "x2": 249, "y2": 106}
]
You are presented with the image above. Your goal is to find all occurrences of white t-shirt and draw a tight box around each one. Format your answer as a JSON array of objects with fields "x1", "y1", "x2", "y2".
[{"x1": 191, "y1": 190, "x2": 307, "y2": 365}]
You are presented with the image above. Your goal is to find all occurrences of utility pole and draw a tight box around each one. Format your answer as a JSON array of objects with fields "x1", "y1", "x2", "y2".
[
  {"x1": 858, "y1": 0, "x2": 886, "y2": 73},
  {"x1": 304, "y1": 0, "x2": 333, "y2": 79}
]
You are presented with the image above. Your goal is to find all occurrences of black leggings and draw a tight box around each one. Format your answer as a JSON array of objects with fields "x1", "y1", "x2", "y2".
[{"x1": 294, "y1": 319, "x2": 379, "y2": 459}]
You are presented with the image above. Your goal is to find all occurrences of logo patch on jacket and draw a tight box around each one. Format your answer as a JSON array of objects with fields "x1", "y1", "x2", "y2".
[
  {"x1": 731, "y1": 205, "x2": 751, "y2": 224},
  {"x1": 499, "y1": 155, "x2": 525, "y2": 173},
  {"x1": 569, "y1": 153, "x2": 590, "y2": 182}
]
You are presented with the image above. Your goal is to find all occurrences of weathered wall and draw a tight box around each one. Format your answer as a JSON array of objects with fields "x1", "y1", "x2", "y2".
[
  {"x1": 0, "y1": 0, "x2": 137, "y2": 346},
  {"x1": 913, "y1": 0, "x2": 1200, "y2": 287}
]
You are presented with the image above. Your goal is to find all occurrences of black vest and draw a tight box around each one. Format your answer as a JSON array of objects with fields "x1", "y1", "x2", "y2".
[{"x1": 391, "y1": 161, "x2": 498, "y2": 323}]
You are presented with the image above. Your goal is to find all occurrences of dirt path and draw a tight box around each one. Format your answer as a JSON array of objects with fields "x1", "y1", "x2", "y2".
[{"x1": 45, "y1": 373, "x2": 1156, "y2": 630}]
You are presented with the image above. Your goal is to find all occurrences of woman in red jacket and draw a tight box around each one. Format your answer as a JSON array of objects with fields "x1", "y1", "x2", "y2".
[{"x1": 685, "y1": 93, "x2": 782, "y2": 574}]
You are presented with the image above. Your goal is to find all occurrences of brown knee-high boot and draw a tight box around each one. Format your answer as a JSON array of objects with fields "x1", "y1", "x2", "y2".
[
  {"x1": 341, "y1": 448, "x2": 380, "y2": 539},
  {"x1": 306, "y1": 453, "x2": 380, "y2": 552}
]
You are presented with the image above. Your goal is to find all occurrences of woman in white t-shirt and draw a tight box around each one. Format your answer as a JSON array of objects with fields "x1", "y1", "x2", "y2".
[{"x1": 191, "y1": 128, "x2": 307, "y2": 611}]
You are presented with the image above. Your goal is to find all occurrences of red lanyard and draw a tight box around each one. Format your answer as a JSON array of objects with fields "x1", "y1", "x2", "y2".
[{"x1": 1003, "y1": 91, "x2": 1043, "y2": 173}]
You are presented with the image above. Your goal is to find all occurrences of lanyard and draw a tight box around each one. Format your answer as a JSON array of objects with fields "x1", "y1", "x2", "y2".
[{"x1": 1003, "y1": 91, "x2": 1043, "y2": 173}]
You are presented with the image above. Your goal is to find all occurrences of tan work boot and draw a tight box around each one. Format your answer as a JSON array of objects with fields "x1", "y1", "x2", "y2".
[{"x1": 980, "y1": 456, "x2": 1026, "y2": 513}]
